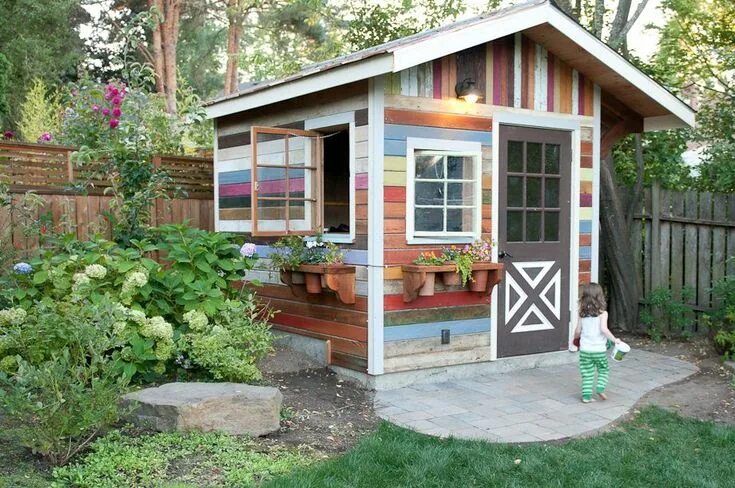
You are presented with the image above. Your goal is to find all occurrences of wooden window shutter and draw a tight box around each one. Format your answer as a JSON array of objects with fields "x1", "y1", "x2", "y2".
[{"x1": 250, "y1": 126, "x2": 323, "y2": 236}]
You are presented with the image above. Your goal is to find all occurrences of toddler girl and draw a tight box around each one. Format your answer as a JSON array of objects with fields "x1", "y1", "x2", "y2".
[{"x1": 573, "y1": 283, "x2": 620, "y2": 403}]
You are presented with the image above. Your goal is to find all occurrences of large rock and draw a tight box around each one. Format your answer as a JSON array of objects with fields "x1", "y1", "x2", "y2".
[{"x1": 122, "y1": 382, "x2": 282, "y2": 436}]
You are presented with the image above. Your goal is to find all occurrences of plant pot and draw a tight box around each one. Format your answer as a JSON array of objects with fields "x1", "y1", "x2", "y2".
[
  {"x1": 469, "y1": 269, "x2": 489, "y2": 292},
  {"x1": 441, "y1": 270, "x2": 461, "y2": 286},
  {"x1": 418, "y1": 271, "x2": 436, "y2": 296},
  {"x1": 304, "y1": 272, "x2": 323, "y2": 294}
]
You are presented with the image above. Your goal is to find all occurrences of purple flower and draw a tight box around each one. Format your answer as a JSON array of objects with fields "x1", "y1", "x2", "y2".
[
  {"x1": 112, "y1": 107, "x2": 121, "y2": 117},
  {"x1": 112, "y1": 96, "x2": 122, "y2": 106},
  {"x1": 92, "y1": 104, "x2": 100, "y2": 112},
  {"x1": 104, "y1": 92, "x2": 112, "y2": 101},
  {"x1": 109, "y1": 118, "x2": 119, "y2": 129},
  {"x1": 3, "y1": 130, "x2": 14, "y2": 140},
  {"x1": 13, "y1": 262, "x2": 32, "y2": 274},
  {"x1": 240, "y1": 243, "x2": 257, "y2": 258},
  {"x1": 102, "y1": 107, "x2": 110, "y2": 116},
  {"x1": 38, "y1": 132, "x2": 53, "y2": 143}
]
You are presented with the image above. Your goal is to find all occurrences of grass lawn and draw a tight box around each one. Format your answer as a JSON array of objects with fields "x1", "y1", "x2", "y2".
[
  {"x1": 266, "y1": 407, "x2": 735, "y2": 488},
  {"x1": 2, "y1": 407, "x2": 734, "y2": 487}
]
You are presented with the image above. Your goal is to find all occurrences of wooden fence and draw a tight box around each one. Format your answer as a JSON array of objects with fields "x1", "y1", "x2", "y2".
[
  {"x1": 0, "y1": 142, "x2": 214, "y2": 250},
  {"x1": 629, "y1": 182, "x2": 735, "y2": 332}
]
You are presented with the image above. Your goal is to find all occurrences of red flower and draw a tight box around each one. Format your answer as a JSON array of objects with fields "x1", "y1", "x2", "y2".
[
  {"x1": 102, "y1": 108, "x2": 110, "y2": 116},
  {"x1": 109, "y1": 118, "x2": 119, "y2": 129},
  {"x1": 3, "y1": 130, "x2": 14, "y2": 139},
  {"x1": 112, "y1": 107, "x2": 121, "y2": 117},
  {"x1": 112, "y1": 97, "x2": 122, "y2": 106},
  {"x1": 40, "y1": 225, "x2": 48, "y2": 234}
]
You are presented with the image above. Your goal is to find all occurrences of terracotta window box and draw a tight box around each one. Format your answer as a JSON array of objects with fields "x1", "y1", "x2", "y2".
[
  {"x1": 279, "y1": 264, "x2": 356, "y2": 304},
  {"x1": 400, "y1": 262, "x2": 505, "y2": 303}
]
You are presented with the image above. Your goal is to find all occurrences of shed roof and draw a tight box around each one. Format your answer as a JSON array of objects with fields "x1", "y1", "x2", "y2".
[{"x1": 205, "y1": 0, "x2": 694, "y2": 130}]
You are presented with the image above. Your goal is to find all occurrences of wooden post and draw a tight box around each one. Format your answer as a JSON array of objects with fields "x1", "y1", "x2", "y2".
[
  {"x1": 152, "y1": 156, "x2": 162, "y2": 227},
  {"x1": 66, "y1": 151, "x2": 74, "y2": 182},
  {"x1": 651, "y1": 180, "x2": 661, "y2": 289}
]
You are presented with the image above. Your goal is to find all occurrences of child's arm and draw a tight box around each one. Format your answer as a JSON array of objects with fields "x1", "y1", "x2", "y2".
[
  {"x1": 599, "y1": 312, "x2": 621, "y2": 343},
  {"x1": 573, "y1": 320, "x2": 582, "y2": 339}
]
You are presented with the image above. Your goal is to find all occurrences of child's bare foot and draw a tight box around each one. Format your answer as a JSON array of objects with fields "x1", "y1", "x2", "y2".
[{"x1": 596, "y1": 392, "x2": 608, "y2": 401}]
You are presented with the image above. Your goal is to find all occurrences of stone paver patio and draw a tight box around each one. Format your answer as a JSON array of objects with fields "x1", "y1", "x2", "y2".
[{"x1": 374, "y1": 350, "x2": 698, "y2": 443}]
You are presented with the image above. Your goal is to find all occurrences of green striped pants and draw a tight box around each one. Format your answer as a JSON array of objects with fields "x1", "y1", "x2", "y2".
[{"x1": 579, "y1": 351, "x2": 609, "y2": 401}]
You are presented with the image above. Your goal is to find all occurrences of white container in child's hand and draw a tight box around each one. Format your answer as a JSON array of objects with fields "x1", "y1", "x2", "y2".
[{"x1": 610, "y1": 341, "x2": 631, "y2": 362}]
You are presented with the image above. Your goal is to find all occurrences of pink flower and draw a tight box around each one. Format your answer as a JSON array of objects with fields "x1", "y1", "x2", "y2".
[
  {"x1": 112, "y1": 107, "x2": 121, "y2": 117},
  {"x1": 112, "y1": 97, "x2": 122, "y2": 106},
  {"x1": 102, "y1": 108, "x2": 110, "y2": 116},
  {"x1": 3, "y1": 130, "x2": 14, "y2": 139},
  {"x1": 109, "y1": 118, "x2": 119, "y2": 129},
  {"x1": 38, "y1": 132, "x2": 53, "y2": 143},
  {"x1": 240, "y1": 243, "x2": 257, "y2": 258},
  {"x1": 92, "y1": 104, "x2": 100, "y2": 112},
  {"x1": 104, "y1": 92, "x2": 112, "y2": 101}
]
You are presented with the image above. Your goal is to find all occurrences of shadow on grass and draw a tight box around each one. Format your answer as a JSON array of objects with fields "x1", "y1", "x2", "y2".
[{"x1": 265, "y1": 407, "x2": 735, "y2": 488}]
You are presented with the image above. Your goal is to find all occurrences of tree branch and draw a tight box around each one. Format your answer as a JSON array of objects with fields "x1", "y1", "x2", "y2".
[{"x1": 609, "y1": 0, "x2": 650, "y2": 50}]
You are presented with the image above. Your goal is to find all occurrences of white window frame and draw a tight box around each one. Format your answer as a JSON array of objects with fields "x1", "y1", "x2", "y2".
[
  {"x1": 305, "y1": 112, "x2": 356, "y2": 244},
  {"x1": 406, "y1": 137, "x2": 483, "y2": 245}
]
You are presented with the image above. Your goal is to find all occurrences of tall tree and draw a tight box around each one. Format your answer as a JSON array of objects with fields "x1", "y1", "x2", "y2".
[
  {"x1": 0, "y1": 0, "x2": 88, "y2": 127},
  {"x1": 149, "y1": 0, "x2": 181, "y2": 113}
]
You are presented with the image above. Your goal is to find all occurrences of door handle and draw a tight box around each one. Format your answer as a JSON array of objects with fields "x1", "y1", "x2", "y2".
[{"x1": 498, "y1": 251, "x2": 513, "y2": 259}]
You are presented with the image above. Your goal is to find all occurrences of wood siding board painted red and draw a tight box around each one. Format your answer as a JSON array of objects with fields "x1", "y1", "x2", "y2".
[
  {"x1": 547, "y1": 52, "x2": 555, "y2": 112},
  {"x1": 384, "y1": 109, "x2": 491, "y2": 131},
  {"x1": 272, "y1": 313, "x2": 368, "y2": 342},
  {"x1": 433, "y1": 59, "x2": 442, "y2": 99},
  {"x1": 578, "y1": 73, "x2": 586, "y2": 115},
  {"x1": 384, "y1": 186, "x2": 406, "y2": 202},
  {"x1": 493, "y1": 41, "x2": 503, "y2": 105},
  {"x1": 384, "y1": 291, "x2": 492, "y2": 310}
]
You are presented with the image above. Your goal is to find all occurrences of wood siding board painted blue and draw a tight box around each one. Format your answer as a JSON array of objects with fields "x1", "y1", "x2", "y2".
[
  {"x1": 579, "y1": 220, "x2": 592, "y2": 233},
  {"x1": 385, "y1": 139, "x2": 407, "y2": 157},
  {"x1": 384, "y1": 318, "x2": 491, "y2": 341},
  {"x1": 384, "y1": 124, "x2": 493, "y2": 145},
  {"x1": 579, "y1": 246, "x2": 592, "y2": 259}
]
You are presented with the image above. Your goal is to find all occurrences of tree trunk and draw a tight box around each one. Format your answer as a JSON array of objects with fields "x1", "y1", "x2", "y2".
[
  {"x1": 148, "y1": 0, "x2": 180, "y2": 113},
  {"x1": 600, "y1": 152, "x2": 641, "y2": 330},
  {"x1": 592, "y1": 0, "x2": 605, "y2": 37},
  {"x1": 224, "y1": 0, "x2": 244, "y2": 95}
]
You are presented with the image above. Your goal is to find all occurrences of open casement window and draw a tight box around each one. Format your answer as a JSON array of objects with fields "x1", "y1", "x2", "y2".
[{"x1": 251, "y1": 126, "x2": 323, "y2": 236}]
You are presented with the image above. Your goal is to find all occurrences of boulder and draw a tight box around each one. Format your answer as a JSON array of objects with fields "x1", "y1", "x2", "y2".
[{"x1": 122, "y1": 382, "x2": 282, "y2": 436}]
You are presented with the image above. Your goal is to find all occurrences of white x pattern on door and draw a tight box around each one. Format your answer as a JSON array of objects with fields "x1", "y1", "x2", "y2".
[{"x1": 506, "y1": 261, "x2": 561, "y2": 334}]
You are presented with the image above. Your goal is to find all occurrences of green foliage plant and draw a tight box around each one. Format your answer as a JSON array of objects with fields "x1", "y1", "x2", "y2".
[
  {"x1": 0, "y1": 294, "x2": 130, "y2": 466},
  {"x1": 639, "y1": 286, "x2": 696, "y2": 341},
  {"x1": 17, "y1": 78, "x2": 61, "y2": 143},
  {"x1": 413, "y1": 251, "x2": 447, "y2": 266},
  {"x1": 270, "y1": 235, "x2": 344, "y2": 270},
  {"x1": 441, "y1": 238, "x2": 494, "y2": 286},
  {"x1": 0, "y1": 52, "x2": 10, "y2": 127},
  {"x1": 706, "y1": 275, "x2": 735, "y2": 360}
]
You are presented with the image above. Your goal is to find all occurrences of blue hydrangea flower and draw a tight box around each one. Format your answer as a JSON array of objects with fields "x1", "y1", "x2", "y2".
[{"x1": 13, "y1": 262, "x2": 32, "y2": 275}]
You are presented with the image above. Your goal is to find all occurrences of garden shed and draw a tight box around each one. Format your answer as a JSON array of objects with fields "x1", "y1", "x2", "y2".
[{"x1": 205, "y1": 0, "x2": 695, "y2": 388}]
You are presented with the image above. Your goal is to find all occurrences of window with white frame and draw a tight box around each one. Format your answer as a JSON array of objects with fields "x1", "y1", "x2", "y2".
[{"x1": 406, "y1": 138, "x2": 482, "y2": 241}]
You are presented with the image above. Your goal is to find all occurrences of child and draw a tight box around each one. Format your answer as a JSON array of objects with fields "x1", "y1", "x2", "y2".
[{"x1": 573, "y1": 283, "x2": 621, "y2": 403}]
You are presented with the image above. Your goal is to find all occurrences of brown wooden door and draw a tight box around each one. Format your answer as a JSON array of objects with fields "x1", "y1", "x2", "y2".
[{"x1": 497, "y1": 125, "x2": 571, "y2": 358}]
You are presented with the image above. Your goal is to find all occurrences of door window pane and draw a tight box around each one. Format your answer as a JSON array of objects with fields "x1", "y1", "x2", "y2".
[
  {"x1": 527, "y1": 143, "x2": 542, "y2": 173},
  {"x1": 526, "y1": 177, "x2": 542, "y2": 207},
  {"x1": 415, "y1": 154, "x2": 444, "y2": 179},
  {"x1": 507, "y1": 176, "x2": 524, "y2": 207},
  {"x1": 507, "y1": 210, "x2": 524, "y2": 242},
  {"x1": 526, "y1": 211, "x2": 542, "y2": 241},
  {"x1": 415, "y1": 207, "x2": 443, "y2": 232},
  {"x1": 544, "y1": 178, "x2": 559, "y2": 208},
  {"x1": 544, "y1": 211, "x2": 559, "y2": 241},
  {"x1": 415, "y1": 182, "x2": 444, "y2": 205},
  {"x1": 508, "y1": 141, "x2": 524, "y2": 172},
  {"x1": 545, "y1": 144, "x2": 560, "y2": 174}
]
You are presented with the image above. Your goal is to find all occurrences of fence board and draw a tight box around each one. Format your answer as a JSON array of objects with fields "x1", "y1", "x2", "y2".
[
  {"x1": 697, "y1": 193, "x2": 713, "y2": 313},
  {"x1": 683, "y1": 192, "x2": 699, "y2": 311},
  {"x1": 670, "y1": 193, "x2": 685, "y2": 297},
  {"x1": 712, "y1": 194, "x2": 727, "y2": 308}
]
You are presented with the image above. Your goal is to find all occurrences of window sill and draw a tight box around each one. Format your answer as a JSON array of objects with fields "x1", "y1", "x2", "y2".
[
  {"x1": 305, "y1": 234, "x2": 354, "y2": 244},
  {"x1": 407, "y1": 237, "x2": 476, "y2": 246}
]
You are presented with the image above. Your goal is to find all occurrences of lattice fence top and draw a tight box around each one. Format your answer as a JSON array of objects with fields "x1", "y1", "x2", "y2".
[{"x1": 0, "y1": 142, "x2": 213, "y2": 198}]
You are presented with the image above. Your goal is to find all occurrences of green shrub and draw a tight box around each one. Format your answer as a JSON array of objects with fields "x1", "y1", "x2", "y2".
[
  {"x1": 1, "y1": 225, "x2": 272, "y2": 382},
  {"x1": 0, "y1": 295, "x2": 129, "y2": 466},
  {"x1": 707, "y1": 275, "x2": 735, "y2": 360},
  {"x1": 639, "y1": 286, "x2": 695, "y2": 341},
  {"x1": 17, "y1": 78, "x2": 61, "y2": 143}
]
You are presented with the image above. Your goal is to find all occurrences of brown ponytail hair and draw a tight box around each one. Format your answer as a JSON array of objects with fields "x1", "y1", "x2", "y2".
[{"x1": 579, "y1": 282, "x2": 607, "y2": 318}]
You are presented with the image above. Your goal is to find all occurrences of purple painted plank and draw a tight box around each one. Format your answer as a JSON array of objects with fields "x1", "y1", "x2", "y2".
[{"x1": 355, "y1": 173, "x2": 368, "y2": 190}]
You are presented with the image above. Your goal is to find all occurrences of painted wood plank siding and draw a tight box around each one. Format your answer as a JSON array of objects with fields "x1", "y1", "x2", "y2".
[
  {"x1": 578, "y1": 127, "x2": 594, "y2": 285},
  {"x1": 385, "y1": 35, "x2": 595, "y2": 117},
  {"x1": 215, "y1": 82, "x2": 370, "y2": 372}
]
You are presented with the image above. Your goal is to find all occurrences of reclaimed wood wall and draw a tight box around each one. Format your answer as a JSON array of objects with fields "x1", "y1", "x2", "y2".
[{"x1": 215, "y1": 82, "x2": 371, "y2": 372}]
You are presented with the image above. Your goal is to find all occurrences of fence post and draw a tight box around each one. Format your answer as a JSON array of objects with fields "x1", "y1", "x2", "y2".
[
  {"x1": 651, "y1": 180, "x2": 661, "y2": 289},
  {"x1": 66, "y1": 151, "x2": 74, "y2": 182},
  {"x1": 152, "y1": 156, "x2": 162, "y2": 227}
]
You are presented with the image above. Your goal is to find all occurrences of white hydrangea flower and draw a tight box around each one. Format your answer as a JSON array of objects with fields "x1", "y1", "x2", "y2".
[
  {"x1": 0, "y1": 307, "x2": 27, "y2": 327},
  {"x1": 183, "y1": 309, "x2": 208, "y2": 331},
  {"x1": 113, "y1": 321, "x2": 127, "y2": 335},
  {"x1": 84, "y1": 264, "x2": 107, "y2": 279},
  {"x1": 122, "y1": 271, "x2": 148, "y2": 295},
  {"x1": 140, "y1": 316, "x2": 173, "y2": 341},
  {"x1": 71, "y1": 273, "x2": 91, "y2": 292},
  {"x1": 127, "y1": 309, "x2": 147, "y2": 325}
]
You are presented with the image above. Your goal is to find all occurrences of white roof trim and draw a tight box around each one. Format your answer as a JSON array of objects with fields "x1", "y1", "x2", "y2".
[
  {"x1": 205, "y1": 54, "x2": 393, "y2": 119},
  {"x1": 206, "y1": 1, "x2": 695, "y2": 129}
]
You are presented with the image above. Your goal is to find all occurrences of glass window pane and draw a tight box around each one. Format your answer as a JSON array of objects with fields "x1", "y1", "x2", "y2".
[
  {"x1": 256, "y1": 134, "x2": 286, "y2": 165},
  {"x1": 544, "y1": 211, "x2": 559, "y2": 241},
  {"x1": 257, "y1": 167, "x2": 286, "y2": 198},
  {"x1": 526, "y1": 177, "x2": 542, "y2": 207},
  {"x1": 447, "y1": 156, "x2": 475, "y2": 180},
  {"x1": 415, "y1": 182, "x2": 444, "y2": 205},
  {"x1": 415, "y1": 207, "x2": 444, "y2": 232},
  {"x1": 507, "y1": 176, "x2": 523, "y2": 207},
  {"x1": 447, "y1": 208, "x2": 473, "y2": 232},
  {"x1": 527, "y1": 143, "x2": 542, "y2": 173},
  {"x1": 507, "y1": 210, "x2": 524, "y2": 242},
  {"x1": 447, "y1": 182, "x2": 474, "y2": 206},
  {"x1": 545, "y1": 144, "x2": 560, "y2": 174},
  {"x1": 256, "y1": 199, "x2": 287, "y2": 232},
  {"x1": 508, "y1": 141, "x2": 524, "y2": 172},
  {"x1": 415, "y1": 153, "x2": 444, "y2": 179},
  {"x1": 288, "y1": 136, "x2": 308, "y2": 166},
  {"x1": 544, "y1": 178, "x2": 559, "y2": 208},
  {"x1": 526, "y1": 211, "x2": 542, "y2": 241},
  {"x1": 289, "y1": 199, "x2": 305, "y2": 220},
  {"x1": 287, "y1": 168, "x2": 305, "y2": 198}
]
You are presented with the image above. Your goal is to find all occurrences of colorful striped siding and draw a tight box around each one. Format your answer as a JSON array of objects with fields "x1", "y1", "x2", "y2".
[
  {"x1": 385, "y1": 318, "x2": 491, "y2": 342},
  {"x1": 578, "y1": 126, "x2": 594, "y2": 284},
  {"x1": 387, "y1": 34, "x2": 594, "y2": 117}
]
